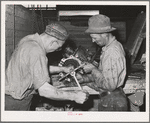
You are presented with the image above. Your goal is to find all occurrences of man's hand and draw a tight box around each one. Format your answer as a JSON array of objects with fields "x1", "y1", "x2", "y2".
[
  {"x1": 83, "y1": 62, "x2": 96, "y2": 73},
  {"x1": 49, "y1": 66, "x2": 74, "y2": 74},
  {"x1": 73, "y1": 90, "x2": 89, "y2": 104},
  {"x1": 62, "y1": 66, "x2": 74, "y2": 73},
  {"x1": 38, "y1": 82, "x2": 89, "y2": 104},
  {"x1": 76, "y1": 73, "x2": 84, "y2": 83}
]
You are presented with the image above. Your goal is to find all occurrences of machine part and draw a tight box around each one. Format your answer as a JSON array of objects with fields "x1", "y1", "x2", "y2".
[
  {"x1": 58, "y1": 45, "x2": 97, "y2": 87},
  {"x1": 73, "y1": 46, "x2": 99, "y2": 67},
  {"x1": 73, "y1": 46, "x2": 93, "y2": 62},
  {"x1": 70, "y1": 71, "x2": 82, "y2": 90},
  {"x1": 59, "y1": 63, "x2": 86, "y2": 81},
  {"x1": 62, "y1": 58, "x2": 80, "y2": 68},
  {"x1": 62, "y1": 46, "x2": 75, "y2": 58},
  {"x1": 59, "y1": 55, "x2": 82, "y2": 67},
  {"x1": 58, "y1": 55, "x2": 85, "y2": 87}
]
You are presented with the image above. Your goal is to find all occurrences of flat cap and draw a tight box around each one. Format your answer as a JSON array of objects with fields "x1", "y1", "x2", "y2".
[{"x1": 45, "y1": 22, "x2": 69, "y2": 41}]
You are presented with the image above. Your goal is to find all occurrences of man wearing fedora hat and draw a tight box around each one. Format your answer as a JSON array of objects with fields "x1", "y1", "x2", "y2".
[
  {"x1": 5, "y1": 22, "x2": 89, "y2": 110},
  {"x1": 77, "y1": 14, "x2": 128, "y2": 111}
]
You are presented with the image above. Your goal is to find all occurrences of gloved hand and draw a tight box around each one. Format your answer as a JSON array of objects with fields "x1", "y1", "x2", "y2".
[
  {"x1": 73, "y1": 90, "x2": 89, "y2": 104},
  {"x1": 83, "y1": 62, "x2": 96, "y2": 73}
]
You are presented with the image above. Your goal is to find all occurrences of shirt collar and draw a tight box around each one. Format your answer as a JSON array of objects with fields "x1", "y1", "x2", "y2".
[
  {"x1": 102, "y1": 36, "x2": 116, "y2": 52},
  {"x1": 33, "y1": 33, "x2": 46, "y2": 53}
]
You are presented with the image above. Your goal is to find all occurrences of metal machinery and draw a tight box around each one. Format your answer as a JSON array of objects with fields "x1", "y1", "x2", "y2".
[
  {"x1": 36, "y1": 46, "x2": 99, "y2": 111},
  {"x1": 58, "y1": 45, "x2": 98, "y2": 88}
]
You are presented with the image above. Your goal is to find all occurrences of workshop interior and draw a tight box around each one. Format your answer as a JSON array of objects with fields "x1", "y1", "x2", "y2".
[{"x1": 5, "y1": 4, "x2": 146, "y2": 112}]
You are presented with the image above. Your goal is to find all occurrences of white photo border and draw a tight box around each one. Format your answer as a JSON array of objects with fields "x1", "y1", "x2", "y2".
[{"x1": 1, "y1": 1, "x2": 149, "y2": 122}]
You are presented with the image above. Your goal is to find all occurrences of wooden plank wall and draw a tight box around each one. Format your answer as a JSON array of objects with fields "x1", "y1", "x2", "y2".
[
  {"x1": 111, "y1": 21, "x2": 126, "y2": 43},
  {"x1": 14, "y1": 5, "x2": 33, "y2": 46},
  {"x1": 59, "y1": 21, "x2": 96, "y2": 53},
  {"x1": 5, "y1": 5, "x2": 15, "y2": 68},
  {"x1": 58, "y1": 21, "x2": 126, "y2": 54},
  {"x1": 5, "y1": 5, "x2": 41, "y2": 67}
]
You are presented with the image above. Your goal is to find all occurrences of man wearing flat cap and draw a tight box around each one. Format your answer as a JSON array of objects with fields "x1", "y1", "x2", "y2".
[
  {"x1": 77, "y1": 14, "x2": 128, "y2": 111},
  {"x1": 5, "y1": 22, "x2": 89, "y2": 110}
]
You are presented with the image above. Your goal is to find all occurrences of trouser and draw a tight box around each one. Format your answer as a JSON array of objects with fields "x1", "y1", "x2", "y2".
[
  {"x1": 98, "y1": 87, "x2": 128, "y2": 111},
  {"x1": 5, "y1": 94, "x2": 33, "y2": 111}
]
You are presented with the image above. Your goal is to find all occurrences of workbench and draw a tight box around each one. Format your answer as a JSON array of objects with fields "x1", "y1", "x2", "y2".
[{"x1": 35, "y1": 64, "x2": 146, "y2": 111}]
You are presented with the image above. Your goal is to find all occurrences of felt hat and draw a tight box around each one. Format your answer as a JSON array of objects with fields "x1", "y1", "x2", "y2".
[
  {"x1": 85, "y1": 14, "x2": 116, "y2": 34},
  {"x1": 45, "y1": 22, "x2": 69, "y2": 41}
]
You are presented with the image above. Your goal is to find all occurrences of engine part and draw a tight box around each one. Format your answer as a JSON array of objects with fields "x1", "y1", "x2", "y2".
[
  {"x1": 70, "y1": 70, "x2": 82, "y2": 90},
  {"x1": 59, "y1": 55, "x2": 82, "y2": 68},
  {"x1": 73, "y1": 46, "x2": 93, "y2": 62},
  {"x1": 58, "y1": 45, "x2": 98, "y2": 87}
]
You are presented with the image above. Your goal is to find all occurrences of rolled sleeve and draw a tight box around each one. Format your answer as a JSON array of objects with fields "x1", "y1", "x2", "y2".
[
  {"x1": 102, "y1": 56, "x2": 119, "y2": 91},
  {"x1": 91, "y1": 51, "x2": 125, "y2": 92},
  {"x1": 91, "y1": 68, "x2": 108, "y2": 91},
  {"x1": 30, "y1": 51, "x2": 50, "y2": 90}
]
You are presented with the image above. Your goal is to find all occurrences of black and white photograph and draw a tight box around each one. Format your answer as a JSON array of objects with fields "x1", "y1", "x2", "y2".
[{"x1": 1, "y1": 1, "x2": 149, "y2": 122}]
